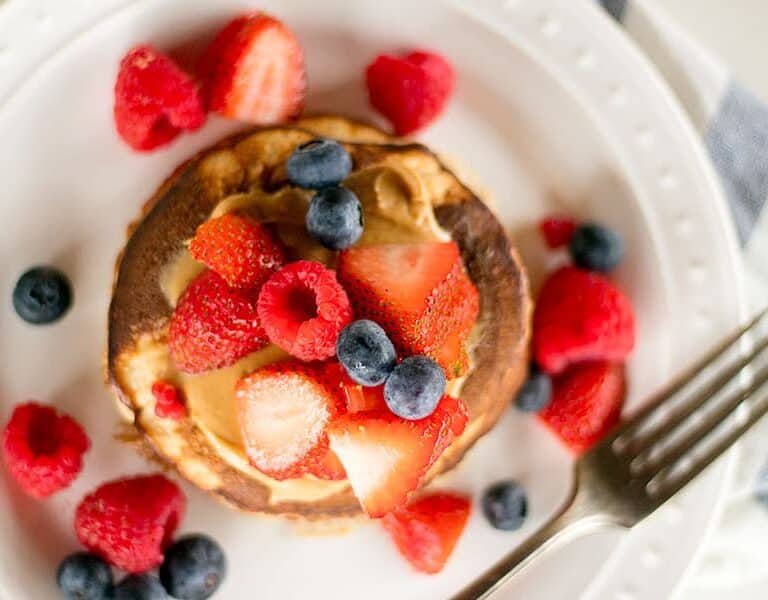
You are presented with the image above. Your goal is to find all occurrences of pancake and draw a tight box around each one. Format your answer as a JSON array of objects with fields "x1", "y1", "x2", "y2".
[{"x1": 106, "y1": 116, "x2": 531, "y2": 519}]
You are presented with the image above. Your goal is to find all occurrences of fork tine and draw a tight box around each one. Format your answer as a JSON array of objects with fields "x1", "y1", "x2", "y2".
[
  {"x1": 612, "y1": 307, "x2": 768, "y2": 450},
  {"x1": 646, "y1": 385, "x2": 768, "y2": 503},
  {"x1": 633, "y1": 360, "x2": 768, "y2": 476},
  {"x1": 625, "y1": 332, "x2": 768, "y2": 457}
]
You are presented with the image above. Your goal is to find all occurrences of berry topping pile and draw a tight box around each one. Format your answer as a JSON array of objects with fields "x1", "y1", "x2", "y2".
[
  {"x1": 13, "y1": 266, "x2": 72, "y2": 325},
  {"x1": 520, "y1": 217, "x2": 635, "y2": 455},
  {"x1": 2, "y1": 402, "x2": 89, "y2": 498},
  {"x1": 114, "y1": 45, "x2": 205, "y2": 152},
  {"x1": 257, "y1": 260, "x2": 353, "y2": 361},
  {"x1": 75, "y1": 474, "x2": 185, "y2": 573},
  {"x1": 338, "y1": 241, "x2": 479, "y2": 378}
]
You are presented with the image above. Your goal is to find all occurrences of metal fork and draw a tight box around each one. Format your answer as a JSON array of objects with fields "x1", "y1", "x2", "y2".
[{"x1": 452, "y1": 308, "x2": 768, "y2": 600}]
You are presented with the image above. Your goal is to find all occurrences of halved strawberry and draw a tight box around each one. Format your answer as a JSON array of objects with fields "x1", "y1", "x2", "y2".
[
  {"x1": 327, "y1": 395, "x2": 469, "y2": 517},
  {"x1": 323, "y1": 362, "x2": 387, "y2": 413},
  {"x1": 235, "y1": 361, "x2": 345, "y2": 480},
  {"x1": 198, "y1": 12, "x2": 305, "y2": 124},
  {"x1": 189, "y1": 213, "x2": 285, "y2": 289},
  {"x1": 539, "y1": 361, "x2": 625, "y2": 454},
  {"x1": 337, "y1": 242, "x2": 479, "y2": 378},
  {"x1": 382, "y1": 492, "x2": 470, "y2": 574}
]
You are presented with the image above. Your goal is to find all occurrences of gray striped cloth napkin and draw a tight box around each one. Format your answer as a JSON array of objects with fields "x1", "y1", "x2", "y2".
[{"x1": 597, "y1": 1, "x2": 768, "y2": 597}]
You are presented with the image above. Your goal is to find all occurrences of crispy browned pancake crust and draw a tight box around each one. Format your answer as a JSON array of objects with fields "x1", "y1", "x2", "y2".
[{"x1": 107, "y1": 117, "x2": 531, "y2": 518}]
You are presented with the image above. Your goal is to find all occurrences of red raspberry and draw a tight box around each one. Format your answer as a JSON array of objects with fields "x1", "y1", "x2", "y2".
[
  {"x1": 168, "y1": 270, "x2": 269, "y2": 374},
  {"x1": 539, "y1": 216, "x2": 578, "y2": 249},
  {"x1": 75, "y1": 474, "x2": 185, "y2": 573},
  {"x1": 539, "y1": 361, "x2": 625, "y2": 453},
  {"x1": 365, "y1": 50, "x2": 454, "y2": 135},
  {"x1": 2, "y1": 402, "x2": 89, "y2": 498},
  {"x1": 533, "y1": 266, "x2": 635, "y2": 374},
  {"x1": 257, "y1": 261, "x2": 353, "y2": 361},
  {"x1": 189, "y1": 213, "x2": 285, "y2": 289},
  {"x1": 114, "y1": 45, "x2": 205, "y2": 152},
  {"x1": 152, "y1": 381, "x2": 187, "y2": 420}
]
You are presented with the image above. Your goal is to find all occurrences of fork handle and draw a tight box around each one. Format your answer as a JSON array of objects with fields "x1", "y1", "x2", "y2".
[{"x1": 451, "y1": 509, "x2": 603, "y2": 600}]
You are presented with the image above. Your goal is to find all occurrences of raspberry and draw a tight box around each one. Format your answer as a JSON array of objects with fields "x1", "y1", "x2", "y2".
[
  {"x1": 539, "y1": 216, "x2": 578, "y2": 249},
  {"x1": 189, "y1": 213, "x2": 285, "y2": 289},
  {"x1": 75, "y1": 474, "x2": 185, "y2": 573},
  {"x1": 365, "y1": 50, "x2": 454, "y2": 135},
  {"x1": 533, "y1": 266, "x2": 635, "y2": 374},
  {"x1": 168, "y1": 270, "x2": 269, "y2": 374},
  {"x1": 114, "y1": 45, "x2": 205, "y2": 152},
  {"x1": 152, "y1": 381, "x2": 187, "y2": 420},
  {"x1": 257, "y1": 261, "x2": 353, "y2": 361},
  {"x1": 2, "y1": 402, "x2": 89, "y2": 498}
]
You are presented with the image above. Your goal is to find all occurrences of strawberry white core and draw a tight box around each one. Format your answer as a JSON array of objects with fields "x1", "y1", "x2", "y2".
[
  {"x1": 329, "y1": 432, "x2": 402, "y2": 500},
  {"x1": 237, "y1": 372, "x2": 329, "y2": 471}
]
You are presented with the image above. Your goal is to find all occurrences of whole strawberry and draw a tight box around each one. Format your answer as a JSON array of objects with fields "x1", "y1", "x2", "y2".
[
  {"x1": 2, "y1": 402, "x2": 89, "y2": 498},
  {"x1": 75, "y1": 474, "x2": 185, "y2": 573},
  {"x1": 169, "y1": 270, "x2": 269, "y2": 374}
]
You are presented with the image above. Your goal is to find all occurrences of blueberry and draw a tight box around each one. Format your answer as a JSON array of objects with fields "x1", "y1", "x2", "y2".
[
  {"x1": 568, "y1": 223, "x2": 623, "y2": 272},
  {"x1": 514, "y1": 365, "x2": 552, "y2": 413},
  {"x1": 56, "y1": 552, "x2": 113, "y2": 600},
  {"x1": 13, "y1": 266, "x2": 72, "y2": 324},
  {"x1": 337, "y1": 320, "x2": 397, "y2": 386},
  {"x1": 384, "y1": 356, "x2": 446, "y2": 420},
  {"x1": 306, "y1": 186, "x2": 364, "y2": 250},
  {"x1": 287, "y1": 139, "x2": 353, "y2": 189},
  {"x1": 114, "y1": 574, "x2": 167, "y2": 600},
  {"x1": 482, "y1": 480, "x2": 528, "y2": 531},
  {"x1": 159, "y1": 535, "x2": 226, "y2": 600}
]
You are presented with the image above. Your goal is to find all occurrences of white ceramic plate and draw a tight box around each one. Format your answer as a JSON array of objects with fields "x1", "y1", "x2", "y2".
[{"x1": 0, "y1": 0, "x2": 746, "y2": 598}]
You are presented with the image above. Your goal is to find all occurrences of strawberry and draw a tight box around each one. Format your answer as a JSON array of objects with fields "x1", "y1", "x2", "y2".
[
  {"x1": 365, "y1": 50, "x2": 454, "y2": 135},
  {"x1": 539, "y1": 216, "x2": 578, "y2": 249},
  {"x1": 533, "y1": 266, "x2": 635, "y2": 374},
  {"x1": 327, "y1": 395, "x2": 469, "y2": 517},
  {"x1": 307, "y1": 447, "x2": 347, "y2": 481},
  {"x1": 168, "y1": 270, "x2": 268, "y2": 374},
  {"x1": 322, "y1": 362, "x2": 387, "y2": 413},
  {"x1": 539, "y1": 361, "x2": 625, "y2": 454},
  {"x1": 114, "y1": 45, "x2": 205, "y2": 151},
  {"x1": 235, "y1": 361, "x2": 345, "y2": 480},
  {"x1": 189, "y1": 213, "x2": 285, "y2": 289},
  {"x1": 382, "y1": 492, "x2": 470, "y2": 574},
  {"x1": 337, "y1": 242, "x2": 479, "y2": 379},
  {"x1": 198, "y1": 12, "x2": 305, "y2": 124}
]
